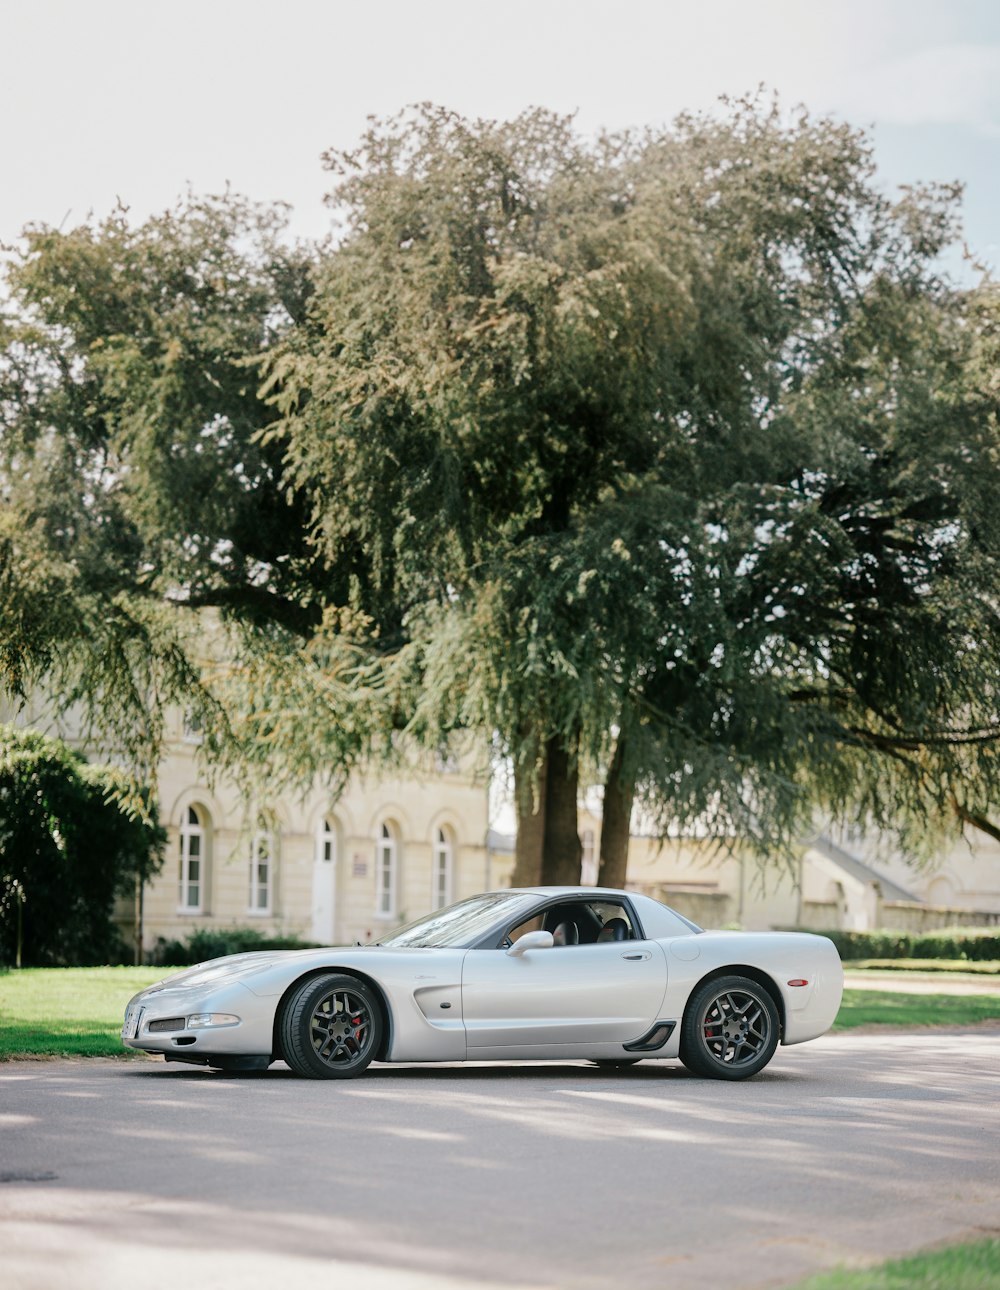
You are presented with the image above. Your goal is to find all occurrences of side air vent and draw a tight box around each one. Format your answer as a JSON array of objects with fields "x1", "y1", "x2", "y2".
[{"x1": 623, "y1": 1021, "x2": 676, "y2": 1053}]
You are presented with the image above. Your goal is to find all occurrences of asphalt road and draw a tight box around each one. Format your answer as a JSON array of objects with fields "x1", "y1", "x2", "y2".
[{"x1": 2, "y1": 1031, "x2": 999, "y2": 1290}]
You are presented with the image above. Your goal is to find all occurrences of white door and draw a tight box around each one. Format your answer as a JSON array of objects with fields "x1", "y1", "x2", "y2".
[{"x1": 461, "y1": 941, "x2": 667, "y2": 1053}]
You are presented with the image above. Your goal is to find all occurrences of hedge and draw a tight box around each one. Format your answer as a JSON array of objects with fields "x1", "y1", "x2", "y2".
[{"x1": 800, "y1": 928, "x2": 1000, "y2": 962}]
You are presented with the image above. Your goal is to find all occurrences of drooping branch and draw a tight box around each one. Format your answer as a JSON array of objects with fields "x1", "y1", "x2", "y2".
[{"x1": 951, "y1": 798, "x2": 1000, "y2": 847}]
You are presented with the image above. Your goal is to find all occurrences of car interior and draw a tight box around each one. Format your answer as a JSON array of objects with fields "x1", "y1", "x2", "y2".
[{"x1": 504, "y1": 900, "x2": 638, "y2": 947}]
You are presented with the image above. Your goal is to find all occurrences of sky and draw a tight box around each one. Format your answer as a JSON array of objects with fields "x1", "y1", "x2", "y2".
[{"x1": 2, "y1": 0, "x2": 999, "y2": 277}]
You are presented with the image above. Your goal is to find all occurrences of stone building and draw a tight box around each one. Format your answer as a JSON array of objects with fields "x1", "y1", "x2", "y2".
[{"x1": 6, "y1": 691, "x2": 999, "y2": 946}]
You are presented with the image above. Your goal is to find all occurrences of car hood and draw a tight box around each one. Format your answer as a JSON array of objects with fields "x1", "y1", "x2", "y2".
[
  {"x1": 139, "y1": 944, "x2": 443, "y2": 996},
  {"x1": 140, "y1": 951, "x2": 294, "y2": 994}
]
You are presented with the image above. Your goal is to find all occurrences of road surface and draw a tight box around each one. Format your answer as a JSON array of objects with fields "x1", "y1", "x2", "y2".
[{"x1": 2, "y1": 1030, "x2": 999, "y2": 1290}]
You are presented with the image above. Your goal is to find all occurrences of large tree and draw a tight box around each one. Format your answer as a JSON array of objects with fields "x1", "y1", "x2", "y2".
[
  {"x1": 267, "y1": 101, "x2": 1000, "y2": 881},
  {"x1": 3, "y1": 102, "x2": 1000, "y2": 887}
]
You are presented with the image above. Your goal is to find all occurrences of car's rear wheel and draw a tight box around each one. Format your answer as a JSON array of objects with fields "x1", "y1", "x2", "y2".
[
  {"x1": 279, "y1": 973, "x2": 382, "y2": 1079},
  {"x1": 679, "y1": 974, "x2": 779, "y2": 1080}
]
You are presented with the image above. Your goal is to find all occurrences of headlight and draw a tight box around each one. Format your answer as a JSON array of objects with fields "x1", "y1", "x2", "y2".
[{"x1": 187, "y1": 1013, "x2": 241, "y2": 1029}]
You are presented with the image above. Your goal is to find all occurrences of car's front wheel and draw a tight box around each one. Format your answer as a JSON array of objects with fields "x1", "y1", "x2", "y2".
[
  {"x1": 679, "y1": 975, "x2": 779, "y2": 1080},
  {"x1": 279, "y1": 973, "x2": 382, "y2": 1079}
]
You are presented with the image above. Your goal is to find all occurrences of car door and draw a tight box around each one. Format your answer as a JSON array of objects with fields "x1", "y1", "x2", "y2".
[{"x1": 461, "y1": 938, "x2": 668, "y2": 1056}]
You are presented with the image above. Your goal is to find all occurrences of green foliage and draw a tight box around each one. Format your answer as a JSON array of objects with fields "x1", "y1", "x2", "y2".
[
  {"x1": 3, "y1": 100, "x2": 1000, "y2": 875},
  {"x1": 267, "y1": 99, "x2": 1000, "y2": 861},
  {"x1": 0, "y1": 193, "x2": 323, "y2": 778},
  {"x1": 156, "y1": 925, "x2": 321, "y2": 966},
  {"x1": 806, "y1": 927, "x2": 1000, "y2": 961},
  {"x1": 0, "y1": 725, "x2": 164, "y2": 966}
]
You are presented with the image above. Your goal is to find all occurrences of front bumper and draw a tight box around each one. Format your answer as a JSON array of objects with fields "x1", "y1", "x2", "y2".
[{"x1": 121, "y1": 981, "x2": 274, "y2": 1059}]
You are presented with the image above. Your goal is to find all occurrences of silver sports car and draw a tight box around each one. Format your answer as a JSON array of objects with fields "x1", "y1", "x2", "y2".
[{"x1": 122, "y1": 887, "x2": 843, "y2": 1080}]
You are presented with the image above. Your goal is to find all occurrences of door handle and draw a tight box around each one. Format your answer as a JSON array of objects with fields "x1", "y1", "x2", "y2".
[{"x1": 622, "y1": 951, "x2": 651, "y2": 961}]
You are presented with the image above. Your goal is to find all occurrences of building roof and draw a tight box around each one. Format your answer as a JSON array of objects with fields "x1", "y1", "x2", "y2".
[{"x1": 810, "y1": 834, "x2": 921, "y2": 903}]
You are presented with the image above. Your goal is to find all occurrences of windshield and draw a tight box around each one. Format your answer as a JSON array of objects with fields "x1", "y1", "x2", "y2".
[{"x1": 379, "y1": 892, "x2": 536, "y2": 948}]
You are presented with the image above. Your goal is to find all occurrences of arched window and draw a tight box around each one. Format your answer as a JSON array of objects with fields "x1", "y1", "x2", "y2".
[
  {"x1": 376, "y1": 822, "x2": 398, "y2": 918},
  {"x1": 581, "y1": 828, "x2": 597, "y2": 885},
  {"x1": 312, "y1": 816, "x2": 339, "y2": 945},
  {"x1": 317, "y1": 817, "x2": 336, "y2": 864},
  {"x1": 432, "y1": 826, "x2": 454, "y2": 909},
  {"x1": 249, "y1": 829, "x2": 273, "y2": 915},
  {"x1": 179, "y1": 805, "x2": 208, "y2": 913}
]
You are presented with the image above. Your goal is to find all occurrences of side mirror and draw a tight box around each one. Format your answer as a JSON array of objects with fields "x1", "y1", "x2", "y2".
[{"x1": 506, "y1": 930, "x2": 554, "y2": 958}]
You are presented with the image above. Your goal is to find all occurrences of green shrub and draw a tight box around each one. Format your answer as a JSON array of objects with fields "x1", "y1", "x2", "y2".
[
  {"x1": 156, "y1": 926, "x2": 321, "y2": 966},
  {"x1": 799, "y1": 928, "x2": 1000, "y2": 962},
  {"x1": 0, "y1": 725, "x2": 164, "y2": 967}
]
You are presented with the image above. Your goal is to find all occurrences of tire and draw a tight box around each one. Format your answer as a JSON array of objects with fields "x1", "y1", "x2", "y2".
[
  {"x1": 679, "y1": 974, "x2": 780, "y2": 1081},
  {"x1": 279, "y1": 973, "x2": 383, "y2": 1079},
  {"x1": 591, "y1": 1059, "x2": 642, "y2": 1068}
]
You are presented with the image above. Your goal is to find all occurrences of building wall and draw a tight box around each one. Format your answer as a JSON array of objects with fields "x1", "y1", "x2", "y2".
[
  {"x1": 837, "y1": 828, "x2": 1000, "y2": 915},
  {"x1": 138, "y1": 718, "x2": 495, "y2": 955},
  {"x1": 583, "y1": 807, "x2": 1000, "y2": 931},
  {"x1": 579, "y1": 807, "x2": 803, "y2": 930},
  {"x1": 8, "y1": 688, "x2": 1000, "y2": 941}
]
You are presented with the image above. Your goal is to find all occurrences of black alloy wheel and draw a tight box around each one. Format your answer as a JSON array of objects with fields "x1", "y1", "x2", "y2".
[
  {"x1": 679, "y1": 974, "x2": 779, "y2": 1080},
  {"x1": 279, "y1": 973, "x2": 382, "y2": 1079}
]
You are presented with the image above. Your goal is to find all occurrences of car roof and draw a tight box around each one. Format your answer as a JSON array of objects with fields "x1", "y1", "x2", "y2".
[{"x1": 507, "y1": 886, "x2": 630, "y2": 898}]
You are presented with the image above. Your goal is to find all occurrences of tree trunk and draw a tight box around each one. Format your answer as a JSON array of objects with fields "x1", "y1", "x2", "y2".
[
  {"x1": 511, "y1": 749, "x2": 547, "y2": 887},
  {"x1": 540, "y1": 737, "x2": 582, "y2": 886},
  {"x1": 598, "y1": 734, "x2": 634, "y2": 890}
]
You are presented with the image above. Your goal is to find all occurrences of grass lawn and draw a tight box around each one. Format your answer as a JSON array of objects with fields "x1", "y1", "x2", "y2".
[
  {"x1": 833, "y1": 988, "x2": 1000, "y2": 1029},
  {"x1": 0, "y1": 966, "x2": 165, "y2": 1059},
  {"x1": 846, "y1": 958, "x2": 1000, "y2": 976},
  {"x1": 2, "y1": 969, "x2": 1000, "y2": 1059},
  {"x1": 789, "y1": 1237, "x2": 1000, "y2": 1288}
]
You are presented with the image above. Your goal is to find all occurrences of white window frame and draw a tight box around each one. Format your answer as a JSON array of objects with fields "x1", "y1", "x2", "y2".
[
  {"x1": 181, "y1": 708, "x2": 204, "y2": 744},
  {"x1": 432, "y1": 826, "x2": 453, "y2": 910},
  {"x1": 376, "y1": 822, "x2": 398, "y2": 919},
  {"x1": 248, "y1": 829, "x2": 273, "y2": 916},
  {"x1": 178, "y1": 806, "x2": 206, "y2": 914}
]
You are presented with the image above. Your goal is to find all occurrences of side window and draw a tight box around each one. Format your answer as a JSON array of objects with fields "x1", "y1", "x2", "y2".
[
  {"x1": 178, "y1": 804, "x2": 209, "y2": 913},
  {"x1": 580, "y1": 829, "x2": 598, "y2": 885},
  {"x1": 506, "y1": 915, "x2": 544, "y2": 945},
  {"x1": 248, "y1": 828, "x2": 274, "y2": 915},
  {"x1": 317, "y1": 817, "x2": 336, "y2": 864},
  {"x1": 501, "y1": 901, "x2": 638, "y2": 948},
  {"x1": 500, "y1": 897, "x2": 642, "y2": 949},
  {"x1": 432, "y1": 826, "x2": 454, "y2": 910},
  {"x1": 376, "y1": 821, "x2": 399, "y2": 918},
  {"x1": 589, "y1": 901, "x2": 637, "y2": 941}
]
